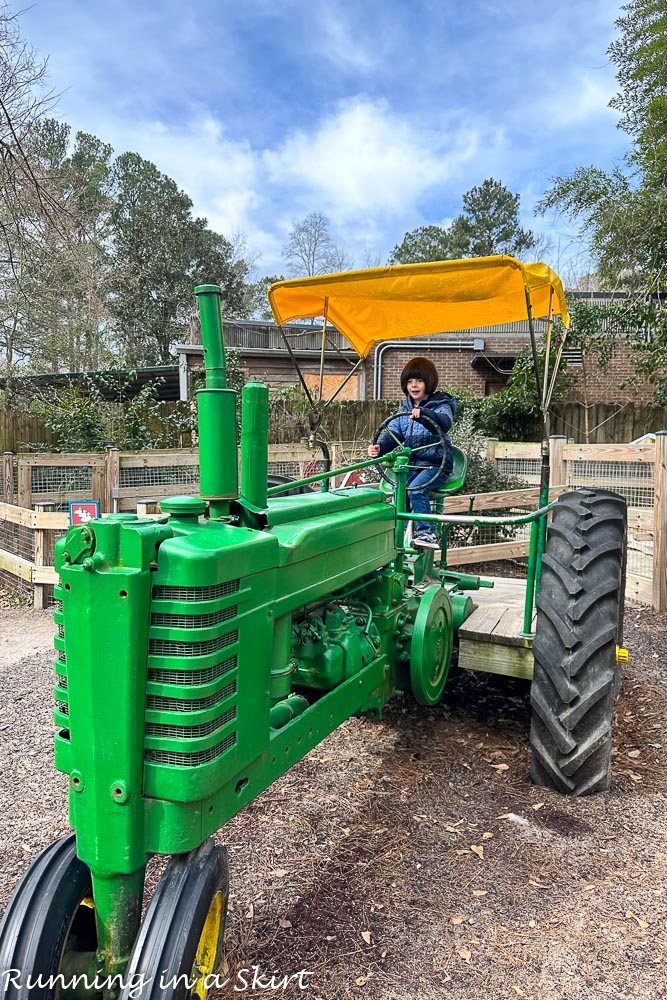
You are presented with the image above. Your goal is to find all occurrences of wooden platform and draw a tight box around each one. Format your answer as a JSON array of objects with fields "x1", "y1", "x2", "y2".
[{"x1": 457, "y1": 577, "x2": 535, "y2": 680}]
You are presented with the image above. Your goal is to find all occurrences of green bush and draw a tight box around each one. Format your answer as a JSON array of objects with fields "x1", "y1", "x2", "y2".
[
  {"x1": 467, "y1": 341, "x2": 575, "y2": 442},
  {"x1": 25, "y1": 373, "x2": 196, "y2": 452},
  {"x1": 23, "y1": 350, "x2": 248, "y2": 453},
  {"x1": 474, "y1": 390, "x2": 541, "y2": 442},
  {"x1": 450, "y1": 409, "x2": 526, "y2": 495}
]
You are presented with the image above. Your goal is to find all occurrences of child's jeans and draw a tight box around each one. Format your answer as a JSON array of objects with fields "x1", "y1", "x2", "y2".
[{"x1": 406, "y1": 466, "x2": 450, "y2": 535}]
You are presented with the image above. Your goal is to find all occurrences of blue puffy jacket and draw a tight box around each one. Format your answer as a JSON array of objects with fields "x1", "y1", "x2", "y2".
[{"x1": 376, "y1": 391, "x2": 457, "y2": 474}]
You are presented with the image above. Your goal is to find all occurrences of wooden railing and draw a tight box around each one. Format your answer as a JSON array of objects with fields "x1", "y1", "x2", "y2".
[
  {"x1": 1, "y1": 435, "x2": 665, "y2": 610},
  {"x1": 484, "y1": 434, "x2": 665, "y2": 610}
]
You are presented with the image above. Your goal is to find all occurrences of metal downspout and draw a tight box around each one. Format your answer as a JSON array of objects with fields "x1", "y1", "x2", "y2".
[{"x1": 373, "y1": 339, "x2": 484, "y2": 398}]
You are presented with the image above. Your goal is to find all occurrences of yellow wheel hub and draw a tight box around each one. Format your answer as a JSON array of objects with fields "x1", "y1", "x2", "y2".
[{"x1": 190, "y1": 891, "x2": 224, "y2": 998}]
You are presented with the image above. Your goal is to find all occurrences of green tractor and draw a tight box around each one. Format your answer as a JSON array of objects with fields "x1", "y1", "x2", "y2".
[{"x1": 0, "y1": 257, "x2": 627, "y2": 999}]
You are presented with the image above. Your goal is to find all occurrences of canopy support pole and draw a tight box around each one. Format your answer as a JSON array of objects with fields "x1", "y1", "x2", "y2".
[
  {"x1": 317, "y1": 298, "x2": 329, "y2": 402},
  {"x1": 523, "y1": 286, "x2": 550, "y2": 631},
  {"x1": 279, "y1": 325, "x2": 317, "y2": 409},
  {"x1": 541, "y1": 287, "x2": 555, "y2": 410},
  {"x1": 323, "y1": 355, "x2": 366, "y2": 407},
  {"x1": 524, "y1": 288, "x2": 544, "y2": 427},
  {"x1": 544, "y1": 322, "x2": 570, "y2": 412}
]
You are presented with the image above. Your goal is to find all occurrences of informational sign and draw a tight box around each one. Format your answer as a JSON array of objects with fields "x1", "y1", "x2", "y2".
[
  {"x1": 68, "y1": 500, "x2": 100, "y2": 525},
  {"x1": 340, "y1": 470, "x2": 365, "y2": 488}
]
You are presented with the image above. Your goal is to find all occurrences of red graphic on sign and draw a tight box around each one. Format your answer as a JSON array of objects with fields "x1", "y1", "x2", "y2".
[
  {"x1": 69, "y1": 502, "x2": 99, "y2": 525},
  {"x1": 340, "y1": 470, "x2": 365, "y2": 488}
]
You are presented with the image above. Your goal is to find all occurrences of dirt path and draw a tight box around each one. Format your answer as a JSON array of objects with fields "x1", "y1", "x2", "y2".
[{"x1": 0, "y1": 605, "x2": 665, "y2": 999}]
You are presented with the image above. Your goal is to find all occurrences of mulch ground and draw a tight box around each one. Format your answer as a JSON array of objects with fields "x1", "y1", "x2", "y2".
[{"x1": 0, "y1": 604, "x2": 666, "y2": 999}]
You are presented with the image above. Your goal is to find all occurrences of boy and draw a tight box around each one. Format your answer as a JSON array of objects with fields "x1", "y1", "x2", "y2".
[{"x1": 368, "y1": 357, "x2": 457, "y2": 548}]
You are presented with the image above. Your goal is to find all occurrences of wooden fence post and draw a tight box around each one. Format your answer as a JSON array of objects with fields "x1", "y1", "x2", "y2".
[
  {"x1": 653, "y1": 431, "x2": 667, "y2": 612},
  {"x1": 105, "y1": 448, "x2": 120, "y2": 513},
  {"x1": 92, "y1": 459, "x2": 105, "y2": 508},
  {"x1": 485, "y1": 438, "x2": 498, "y2": 468},
  {"x1": 33, "y1": 501, "x2": 55, "y2": 610},
  {"x1": 3, "y1": 451, "x2": 14, "y2": 504},
  {"x1": 549, "y1": 435, "x2": 567, "y2": 489},
  {"x1": 136, "y1": 499, "x2": 159, "y2": 516},
  {"x1": 17, "y1": 459, "x2": 31, "y2": 509}
]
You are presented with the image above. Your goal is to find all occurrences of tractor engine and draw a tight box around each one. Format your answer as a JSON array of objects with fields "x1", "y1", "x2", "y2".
[{"x1": 289, "y1": 604, "x2": 379, "y2": 691}]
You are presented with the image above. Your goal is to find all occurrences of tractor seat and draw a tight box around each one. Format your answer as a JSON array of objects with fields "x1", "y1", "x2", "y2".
[{"x1": 430, "y1": 445, "x2": 468, "y2": 502}]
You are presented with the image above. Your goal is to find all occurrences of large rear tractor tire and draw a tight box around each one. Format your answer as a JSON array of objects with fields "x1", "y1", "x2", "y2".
[{"x1": 529, "y1": 488, "x2": 627, "y2": 796}]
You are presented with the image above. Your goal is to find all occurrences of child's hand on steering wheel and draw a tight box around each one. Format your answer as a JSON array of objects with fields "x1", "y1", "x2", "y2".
[{"x1": 368, "y1": 444, "x2": 381, "y2": 458}]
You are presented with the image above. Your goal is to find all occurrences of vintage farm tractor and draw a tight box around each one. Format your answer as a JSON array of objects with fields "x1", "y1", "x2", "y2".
[{"x1": 0, "y1": 257, "x2": 627, "y2": 998}]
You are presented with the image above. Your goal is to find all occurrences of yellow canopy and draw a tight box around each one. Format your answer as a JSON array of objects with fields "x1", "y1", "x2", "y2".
[{"x1": 268, "y1": 255, "x2": 570, "y2": 359}]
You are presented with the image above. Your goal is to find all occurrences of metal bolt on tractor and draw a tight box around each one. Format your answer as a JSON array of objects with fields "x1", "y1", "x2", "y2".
[{"x1": 0, "y1": 257, "x2": 628, "y2": 999}]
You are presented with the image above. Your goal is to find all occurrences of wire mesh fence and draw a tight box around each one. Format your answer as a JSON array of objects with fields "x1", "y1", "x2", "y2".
[
  {"x1": 0, "y1": 567, "x2": 32, "y2": 602},
  {"x1": 267, "y1": 458, "x2": 328, "y2": 481},
  {"x1": 31, "y1": 466, "x2": 94, "y2": 511},
  {"x1": 0, "y1": 517, "x2": 34, "y2": 562},
  {"x1": 447, "y1": 510, "x2": 532, "y2": 550},
  {"x1": 267, "y1": 460, "x2": 303, "y2": 479},
  {"x1": 564, "y1": 458, "x2": 654, "y2": 584},
  {"x1": 567, "y1": 460, "x2": 654, "y2": 507},
  {"x1": 493, "y1": 441, "x2": 658, "y2": 603},
  {"x1": 119, "y1": 464, "x2": 199, "y2": 489},
  {"x1": 0, "y1": 514, "x2": 33, "y2": 603},
  {"x1": 496, "y1": 458, "x2": 541, "y2": 482}
]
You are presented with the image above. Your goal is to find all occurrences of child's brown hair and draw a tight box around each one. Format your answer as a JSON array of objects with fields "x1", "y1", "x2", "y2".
[{"x1": 400, "y1": 357, "x2": 439, "y2": 396}]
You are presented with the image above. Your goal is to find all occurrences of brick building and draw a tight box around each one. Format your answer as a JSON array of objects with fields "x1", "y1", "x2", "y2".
[
  {"x1": 371, "y1": 291, "x2": 647, "y2": 405},
  {"x1": 176, "y1": 320, "x2": 366, "y2": 400}
]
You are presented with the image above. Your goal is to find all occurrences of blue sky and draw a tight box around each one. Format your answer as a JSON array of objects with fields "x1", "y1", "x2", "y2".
[{"x1": 19, "y1": 0, "x2": 628, "y2": 282}]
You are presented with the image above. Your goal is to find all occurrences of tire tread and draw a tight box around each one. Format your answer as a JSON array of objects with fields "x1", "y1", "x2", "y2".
[{"x1": 529, "y1": 488, "x2": 627, "y2": 796}]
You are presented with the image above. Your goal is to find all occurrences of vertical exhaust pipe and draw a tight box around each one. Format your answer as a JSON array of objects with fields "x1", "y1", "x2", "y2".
[
  {"x1": 195, "y1": 285, "x2": 238, "y2": 518},
  {"x1": 240, "y1": 382, "x2": 269, "y2": 512}
]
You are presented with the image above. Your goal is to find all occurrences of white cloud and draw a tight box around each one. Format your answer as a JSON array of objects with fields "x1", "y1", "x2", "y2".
[
  {"x1": 17, "y1": 0, "x2": 632, "y2": 278},
  {"x1": 312, "y1": 3, "x2": 376, "y2": 73},
  {"x1": 85, "y1": 114, "x2": 262, "y2": 235},
  {"x1": 263, "y1": 97, "x2": 485, "y2": 221},
  {"x1": 537, "y1": 71, "x2": 619, "y2": 130}
]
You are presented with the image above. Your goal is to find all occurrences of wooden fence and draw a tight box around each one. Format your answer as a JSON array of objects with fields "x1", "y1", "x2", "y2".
[
  {"x1": 0, "y1": 409, "x2": 59, "y2": 453},
  {"x1": 483, "y1": 435, "x2": 665, "y2": 610},
  {"x1": 4, "y1": 399, "x2": 667, "y2": 452},
  {"x1": 1, "y1": 436, "x2": 665, "y2": 611},
  {"x1": 548, "y1": 402, "x2": 667, "y2": 444}
]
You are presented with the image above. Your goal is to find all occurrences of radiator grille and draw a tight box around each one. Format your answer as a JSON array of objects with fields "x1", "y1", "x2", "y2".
[
  {"x1": 148, "y1": 656, "x2": 236, "y2": 686},
  {"x1": 145, "y1": 707, "x2": 236, "y2": 739},
  {"x1": 56, "y1": 700, "x2": 69, "y2": 716},
  {"x1": 146, "y1": 681, "x2": 236, "y2": 712},
  {"x1": 57, "y1": 624, "x2": 65, "y2": 639},
  {"x1": 146, "y1": 577, "x2": 241, "y2": 771},
  {"x1": 56, "y1": 676, "x2": 68, "y2": 690},
  {"x1": 151, "y1": 606, "x2": 238, "y2": 629},
  {"x1": 57, "y1": 650, "x2": 66, "y2": 664},
  {"x1": 152, "y1": 580, "x2": 240, "y2": 601},
  {"x1": 145, "y1": 733, "x2": 237, "y2": 766},
  {"x1": 149, "y1": 631, "x2": 238, "y2": 657}
]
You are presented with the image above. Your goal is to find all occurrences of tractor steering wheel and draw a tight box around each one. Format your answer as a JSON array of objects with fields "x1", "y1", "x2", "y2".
[{"x1": 371, "y1": 410, "x2": 448, "y2": 491}]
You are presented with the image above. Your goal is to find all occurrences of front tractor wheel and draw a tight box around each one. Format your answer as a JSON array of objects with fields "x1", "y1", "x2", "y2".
[
  {"x1": 119, "y1": 839, "x2": 229, "y2": 1000},
  {"x1": 0, "y1": 834, "x2": 97, "y2": 1000},
  {"x1": 529, "y1": 488, "x2": 627, "y2": 796}
]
